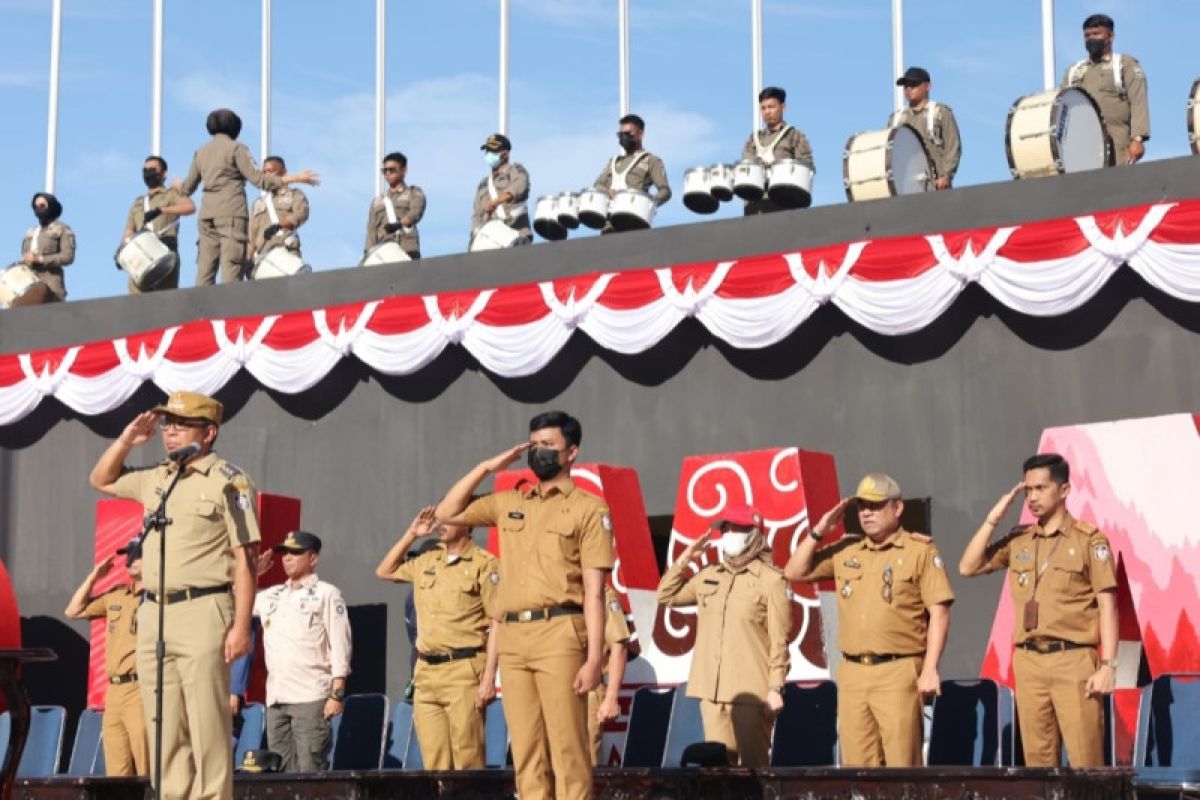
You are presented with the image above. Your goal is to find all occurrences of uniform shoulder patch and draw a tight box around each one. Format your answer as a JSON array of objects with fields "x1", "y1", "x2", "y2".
[
  {"x1": 1092, "y1": 540, "x2": 1112, "y2": 562},
  {"x1": 608, "y1": 598, "x2": 622, "y2": 614},
  {"x1": 488, "y1": 571, "x2": 500, "y2": 585},
  {"x1": 599, "y1": 508, "x2": 613, "y2": 532},
  {"x1": 931, "y1": 553, "x2": 946, "y2": 570}
]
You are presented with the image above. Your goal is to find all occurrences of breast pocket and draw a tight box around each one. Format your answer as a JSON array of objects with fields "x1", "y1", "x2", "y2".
[
  {"x1": 835, "y1": 569, "x2": 864, "y2": 604},
  {"x1": 891, "y1": 561, "x2": 920, "y2": 605},
  {"x1": 1009, "y1": 564, "x2": 1034, "y2": 601},
  {"x1": 1048, "y1": 549, "x2": 1087, "y2": 594},
  {"x1": 728, "y1": 583, "x2": 766, "y2": 626},
  {"x1": 695, "y1": 582, "x2": 722, "y2": 616},
  {"x1": 107, "y1": 607, "x2": 122, "y2": 634}
]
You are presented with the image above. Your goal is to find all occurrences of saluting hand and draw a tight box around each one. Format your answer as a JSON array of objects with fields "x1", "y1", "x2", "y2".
[
  {"x1": 119, "y1": 411, "x2": 159, "y2": 448},
  {"x1": 408, "y1": 506, "x2": 439, "y2": 539},
  {"x1": 682, "y1": 531, "x2": 713, "y2": 562},
  {"x1": 481, "y1": 443, "x2": 531, "y2": 475},
  {"x1": 255, "y1": 550, "x2": 275, "y2": 578},
  {"x1": 986, "y1": 483, "x2": 1025, "y2": 526},
  {"x1": 813, "y1": 497, "x2": 853, "y2": 539},
  {"x1": 92, "y1": 554, "x2": 116, "y2": 580}
]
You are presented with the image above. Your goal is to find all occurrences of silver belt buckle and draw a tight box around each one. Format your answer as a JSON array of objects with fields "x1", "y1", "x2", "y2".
[{"x1": 518, "y1": 609, "x2": 533, "y2": 622}]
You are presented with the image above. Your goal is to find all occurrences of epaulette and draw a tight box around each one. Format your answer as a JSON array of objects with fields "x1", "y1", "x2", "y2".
[
  {"x1": 218, "y1": 461, "x2": 251, "y2": 492},
  {"x1": 1074, "y1": 520, "x2": 1099, "y2": 536}
]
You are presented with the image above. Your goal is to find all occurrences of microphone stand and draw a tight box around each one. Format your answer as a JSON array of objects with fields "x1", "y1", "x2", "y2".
[{"x1": 137, "y1": 458, "x2": 188, "y2": 800}]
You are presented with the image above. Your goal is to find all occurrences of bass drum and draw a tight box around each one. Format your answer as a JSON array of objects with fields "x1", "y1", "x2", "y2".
[
  {"x1": 843, "y1": 124, "x2": 932, "y2": 202},
  {"x1": 118, "y1": 229, "x2": 178, "y2": 290},
  {"x1": 1188, "y1": 77, "x2": 1200, "y2": 156},
  {"x1": 1005, "y1": 87, "x2": 1110, "y2": 178},
  {"x1": 360, "y1": 240, "x2": 412, "y2": 267},
  {"x1": 253, "y1": 246, "x2": 311, "y2": 280},
  {"x1": 0, "y1": 264, "x2": 49, "y2": 308}
]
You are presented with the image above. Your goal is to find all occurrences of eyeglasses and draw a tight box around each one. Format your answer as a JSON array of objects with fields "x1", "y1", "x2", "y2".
[
  {"x1": 380, "y1": 167, "x2": 400, "y2": 174},
  {"x1": 882, "y1": 565, "x2": 893, "y2": 604},
  {"x1": 159, "y1": 417, "x2": 209, "y2": 431}
]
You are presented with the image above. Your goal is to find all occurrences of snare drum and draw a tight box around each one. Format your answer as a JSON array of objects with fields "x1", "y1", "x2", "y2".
[
  {"x1": 1188, "y1": 77, "x2": 1200, "y2": 155},
  {"x1": 470, "y1": 220, "x2": 521, "y2": 252},
  {"x1": 253, "y1": 245, "x2": 311, "y2": 280},
  {"x1": 0, "y1": 264, "x2": 49, "y2": 308},
  {"x1": 766, "y1": 159, "x2": 815, "y2": 208},
  {"x1": 1005, "y1": 87, "x2": 1109, "y2": 178},
  {"x1": 577, "y1": 187, "x2": 610, "y2": 229},
  {"x1": 609, "y1": 189, "x2": 655, "y2": 231},
  {"x1": 682, "y1": 167, "x2": 719, "y2": 214},
  {"x1": 117, "y1": 229, "x2": 178, "y2": 290},
  {"x1": 360, "y1": 240, "x2": 412, "y2": 267},
  {"x1": 707, "y1": 163, "x2": 735, "y2": 202},
  {"x1": 534, "y1": 195, "x2": 568, "y2": 241},
  {"x1": 733, "y1": 159, "x2": 766, "y2": 201},
  {"x1": 843, "y1": 124, "x2": 933, "y2": 202},
  {"x1": 554, "y1": 192, "x2": 581, "y2": 230}
]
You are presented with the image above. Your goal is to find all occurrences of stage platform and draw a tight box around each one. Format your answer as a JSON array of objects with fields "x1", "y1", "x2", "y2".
[{"x1": 16, "y1": 767, "x2": 1138, "y2": 800}]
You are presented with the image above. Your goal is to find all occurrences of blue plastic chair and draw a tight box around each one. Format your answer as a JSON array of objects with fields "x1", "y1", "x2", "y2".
[
  {"x1": 621, "y1": 685, "x2": 676, "y2": 768},
  {"x1": 771, "y1": 681, "x2": 839, "y2": 766},
  {"x1": 928, "y1": 679, "x2": 1012, "y2": 766},
  {"x1": 661, "y1": 684, "x2": 705, "y2": 768},
  {"x1": 484, "y1": 701, "x2": 510, "y2": 768},
  {"x1": 233, "y1": 702, "x2": 266, "y2": 768},
  {"x1": 65, "y1": 708, "x2": 105, "y2": 776},
  {"x1": 1136, "y1": 673, "x2": 1200, "y2": 768},
  {"x1": 382, "y1": 700, "x2": 414, "y2": 769},
  {"x1": 330, "y1": 693, "x2": 389, "y2": 770},
  {"x1": 12, "y1": 705, "x2": 67, "y2": 777},
  {"x1": 402, "y1": 713, "x2": 424, "y2": 770}
]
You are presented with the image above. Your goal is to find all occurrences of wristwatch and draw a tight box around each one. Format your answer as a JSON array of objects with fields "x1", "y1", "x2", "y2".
[
  {"x1": 329, "y1": 686, "x2": 346, "y2": 701},
  {"x1": 809, "y1": 528, "x2": 824, "y2": 542},
  {"x1": 1100, "y1": 659, "x2": 1118, "y2": 669},
  {"x1": 769, "y1": 685, "x2": 785, "y2": 694}
]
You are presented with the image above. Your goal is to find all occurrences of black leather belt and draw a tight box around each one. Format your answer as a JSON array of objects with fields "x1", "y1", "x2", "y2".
[
  {"x1": 1018, "y1": 639, "x2": 1090, "y2": 654},
  {"x1": 842, "y1": 652, "x2": 923, "y2": 665},
  {"x1": 109, "y1": 673, "x2": 138, "y2": 685},
  {"x1": 418, "y1": 647, "x2": 484, "y2": 665},
  {"x1": 143, "y1": 584, "x2": 231, "y2": 605},
  {"x1": 503, "y1": 604, "x2": 583, "y2": 623}
]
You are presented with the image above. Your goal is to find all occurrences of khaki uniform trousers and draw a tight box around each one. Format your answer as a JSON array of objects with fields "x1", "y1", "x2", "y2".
[
  {"x1": 136, "y1": 593, "x2": 234, "y2": 800},
  {"x1": 102, "y1": 680, "x2": 149, "y2": 776},
  {"x1": 1013, "y1": 647, "x2": 1104, "y2": 766},
  {"x1": 499, "y1": 615, "x2": 591, "y2": 800},
  {"x1": 195, "y1": 217, "x2": 248, "y2": 285},
  {"x1": 698, "y1": 698, "x2": 771, "y2": 767},
  {"x1": 587, "y1": 685, "x2": 605, "y2": 766},
  {"x1": 837, "y1": 657, "x2": 923, "y2": 766},
  {"x1": 412, "y1": 653, "x2": 487, "y2": 770}
]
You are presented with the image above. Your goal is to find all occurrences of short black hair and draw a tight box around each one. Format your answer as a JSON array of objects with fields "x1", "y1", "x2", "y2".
[
  {"x1": 619, "y1": 113, "x2": 645, "y2": 131},
  {"x1": 1082, "y1": 14, "x2": 1114, "y2": 31},
  {"x1": 759, "y1": 86, "x2": 786, "y2": 104},
  {"x1": 144, "y1": 155, "x2": 168, "y2": 172},
  {"x1": 383, "y1": 151, "x2": 407, "y2": 167},
  {"x1": 529, "y1": 410, "x2": 581, "y2": 448},
  {"x1": 1023, "y1": 453, "x2": 1070, "y2": 485},
  {"x1": 263, "y1": 155, "x2": 286, "y2": 171}
]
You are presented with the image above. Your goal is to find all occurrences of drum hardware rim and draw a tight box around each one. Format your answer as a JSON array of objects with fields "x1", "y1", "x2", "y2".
[
  {"x1": 884, "y1": 123, "x2": 932, "y2": 198},
  {"x1": 1189, "y1": 78, "x2": 1200, "y2": 155}
]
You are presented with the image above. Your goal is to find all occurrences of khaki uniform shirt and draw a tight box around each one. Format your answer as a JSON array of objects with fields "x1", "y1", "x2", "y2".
[
  {"x1": 460, "y1": 477, "x2": 614, "y2": 615},
  {"x1": 888, "y1": 102, "x2": 962, "y2": 182},
  {"x1": 108, "y1": 452, "x2": 261, "y2": 592},
  {"x1": 253, "y1": 573, "x2": 353, "y2": 705},
  {"x1": 741, "y1": 122, "x2": 814, "y2": 168},
  {"x1": 180, "y1": 133, "x2": 283, "y2": 220},
  {"x1": 807, "y1": 530, "x2": 955, "y2": 656},
  {"x1": 603, "y1": 585, "x2": 632, "y2": 651},
  {"x1": 388, "y1": 540, "x2": 499, "y2": 654},
  {"x1": 125, "y1": 187, "x2": 189, "y2": 252},
  {"x1": 82, "y1": 583, "x2": 141, "y2": 677},
  {"x1": 593, "y1": 151, "x2": 673, "y2": 207},
  {"x1": 656, "y1": 556, "x2": 790, "y2": 703},
  {"x1": 978, "y1": 514, "x2": 1117, "y2": 646},
  {"x1": 364, "y1": 185, "x2": 427, "y2": 257},
  {"x1": 248, "y1": 187, "x2": 310, "y2": 258},
  {"x1": 21, "y1": 221, "x2": 76, "y2": 269},
  {"x1": 1061, "y1": 53, "x2": 1150, "y2": 155},
  {"x1": 471, "y1": 162, "x2": 531, "y2": 239}
]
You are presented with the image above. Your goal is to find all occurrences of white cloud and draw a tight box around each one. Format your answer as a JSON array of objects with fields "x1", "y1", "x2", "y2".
[{"x1": 0, "y1": 71, "x2": 42, "y2": 88}]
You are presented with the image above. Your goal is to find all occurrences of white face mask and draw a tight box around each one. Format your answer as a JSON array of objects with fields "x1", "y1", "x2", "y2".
[{"x1": 720, "y1": 531, "x2": 751, "y2": 558}]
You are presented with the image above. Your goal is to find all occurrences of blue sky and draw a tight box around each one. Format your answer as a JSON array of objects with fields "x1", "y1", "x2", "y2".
[{"x1": 0, "y1": 0, "x2": 1192, "y2": 302}]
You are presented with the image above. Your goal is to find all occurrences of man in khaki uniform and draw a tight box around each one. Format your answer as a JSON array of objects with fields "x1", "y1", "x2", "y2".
[
  {"x1": 786, "y1": 475, "x2": 954, "y2": 767},
  {"x1": 20, "y1": 192, "x2": 75, "y2": 302},
  {"x1": 589, "y1": 584, "x2": 631, "y2": 764},
  {"x1": 1061, "y1": 14, "x2": 1149, "y2": 166},
  {"x1": 436, "y1": 410, "x2": 613, "y2": 800},
  {"x1": 741, "y1": 87, "x2": 814, "y2": 215},
  {"x1": 959, "y1": 453, "x2": 1117, "y2": 766},
  {"x1": 89, "y1": 390, "x2": 260, "y2": 800},
  {"x1": 657, "y1": 504, "x2": 790, "y2": 767},
  {"x1": 364, "y1": 152, "x2": 427, "y2": 260},
  {"x1": 119, "y1": 156, "x2": 196, "y2": 294},
  {"x1": 65, "y1": 539, "x2": 149, "y2": 776},
  {"x1": 179, "y1": 108, "x2": 319, "y2": 285},
  {"x1": 890, "y1": 67, "x2": 962, "y2": 190},
  {"x1": 471, "y1": 133, "x2": 532, "y2": 247},
  {"x1": 593, "y1": 114, "x2": 672, "y2": 232},
  {"x1": 375, "y1": 505, "x2": 499, "y2": 769},
  {"x1": 247, "y1": 156, "x2": 311, "y2": 267}
]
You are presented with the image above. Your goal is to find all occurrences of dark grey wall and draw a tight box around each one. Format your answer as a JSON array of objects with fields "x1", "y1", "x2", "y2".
[{"x1": 2, "y1": 160, "x2": 1199, "y2": 703}]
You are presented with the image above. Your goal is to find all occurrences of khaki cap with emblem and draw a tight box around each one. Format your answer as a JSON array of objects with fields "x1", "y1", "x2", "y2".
[
  {"x1": 151, "y1": 390, "x2": 223, "y2": 424},
  {"x1": 480, "y1": 133, "x2": 512, "y2": 152},
  {"x1": 854, "y1": 473, "x2": 903, "y2": 503},
  {"x1": 273, "y1": 530, "x2": 322, "y2": 554}
]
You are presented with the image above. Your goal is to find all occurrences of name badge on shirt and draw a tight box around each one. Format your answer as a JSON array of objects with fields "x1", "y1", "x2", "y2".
[
  {"x1": 843, "y1": 558, "x2": 862, "y2": 569},
  {"x1": 508, "y1": 511, "x2": 525, "y2": 520}
]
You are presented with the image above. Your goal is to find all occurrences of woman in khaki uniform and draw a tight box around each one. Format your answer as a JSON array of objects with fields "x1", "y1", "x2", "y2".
[{"x1": 656, "y1": 503, "x2": 790, "y2": 767}]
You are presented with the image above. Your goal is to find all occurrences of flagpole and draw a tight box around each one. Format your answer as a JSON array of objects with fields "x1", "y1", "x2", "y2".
[
  {"x1": 1041, "y1": 0, "x2": 1056, "y2": 90},
  {"x1": 375, "y1": 0, "x2": 386, "y2": 193},
  {"x1": 892, "y1": 0, "x2": 905, "y2": 112},
  {"x1": 618, "y1": 0, "x2": 629, "y2": 117},
  {"x1": 499, "y1": 0, "x2": 510, "y2": 134},
  {"x1": 45, "y1": 0, "x2": 63, "y2": 193},
  {"x1": 261, "y1": 0, "x2": 272, "y2": 160},
  {"x1": 151, "y1": 0, "x2": 163, "y2": 155},
  {"x1": 750, "y1": 0, "x2": 762, "y2": 130}
]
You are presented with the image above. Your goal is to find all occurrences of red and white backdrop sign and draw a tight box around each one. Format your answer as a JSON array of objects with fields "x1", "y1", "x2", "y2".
[{"x1": 3, "y1": 200, "x2": 1200, "y2": 427}]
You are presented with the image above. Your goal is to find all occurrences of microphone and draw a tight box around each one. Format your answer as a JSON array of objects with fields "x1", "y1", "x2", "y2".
[{"x1": 167, "y1": 442, "x2": 200, "y2": 463}]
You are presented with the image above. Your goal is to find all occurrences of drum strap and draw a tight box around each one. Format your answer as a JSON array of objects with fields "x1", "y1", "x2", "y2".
[
  {"x1": 609, "y1": 151, "x2": 648, "y2": 192},
  {"x1": 383, "y1": 192, "x2": 414, "y2": 235},
  {"x1": 1069, "y1": 54, "x2": 1125, "y2": 99},
  {"x1": 890, "y1": 104, "x2": 940, "y2": 146},
  {"x1": 263, "y1": 193, "x2": 281, "y2": 226},
  {"x1": 27, "y1": 227, "x2": 43, "y2": 256},
  {"x1": 754, "y1": 124, "x2": 793, "y2": 164},
  {"x1": 142, "y1": 195, "x2": 154, "y2": 230},
  {"x1": 487, "y1": 170, "x2": 527, "y2": 224}
]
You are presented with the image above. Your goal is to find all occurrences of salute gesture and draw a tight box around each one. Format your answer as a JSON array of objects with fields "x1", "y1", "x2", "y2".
[
  {"x1": 986, "y1": 482, "x2": 1026, "y2": 526},
  {"x1": 481, "y1": 442, "x2": 531, "y2": 475}
]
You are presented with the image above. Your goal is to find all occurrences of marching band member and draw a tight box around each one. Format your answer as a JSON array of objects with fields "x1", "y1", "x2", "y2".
[
  {"x1": 740, "y1": 87, "x2": 813, "y2": 215},
  {"x1": 592, "y1": 114, "x2": 671, "y2": 233}
]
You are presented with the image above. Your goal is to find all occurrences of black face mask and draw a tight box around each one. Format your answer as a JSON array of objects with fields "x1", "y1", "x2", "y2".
[
  {"x1": 1085, "y1": 37, "x2": 1108, "y2": 59},
  {"x1": 527, "y1": 447, "x2": 563, "y2": 481},
  {"x1": 34, "y1": 208, "x2": 55, "y2": 225},
  {"x1": 618, "y1": 132, "x2": 638, "y2": 152},
  {"x1": 143, "y1": 168, "x2": 164, "y2": 189}
]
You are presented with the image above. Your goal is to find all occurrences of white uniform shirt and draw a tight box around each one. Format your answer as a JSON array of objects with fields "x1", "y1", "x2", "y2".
[{"x1": 253, "y1": 574, "x2": 353, "y2": 705}]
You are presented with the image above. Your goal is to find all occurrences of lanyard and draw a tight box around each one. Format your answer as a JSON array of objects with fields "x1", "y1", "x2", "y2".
[{"x1": 1031, "y1": 534, "x2": 1062, "y2": 598}]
